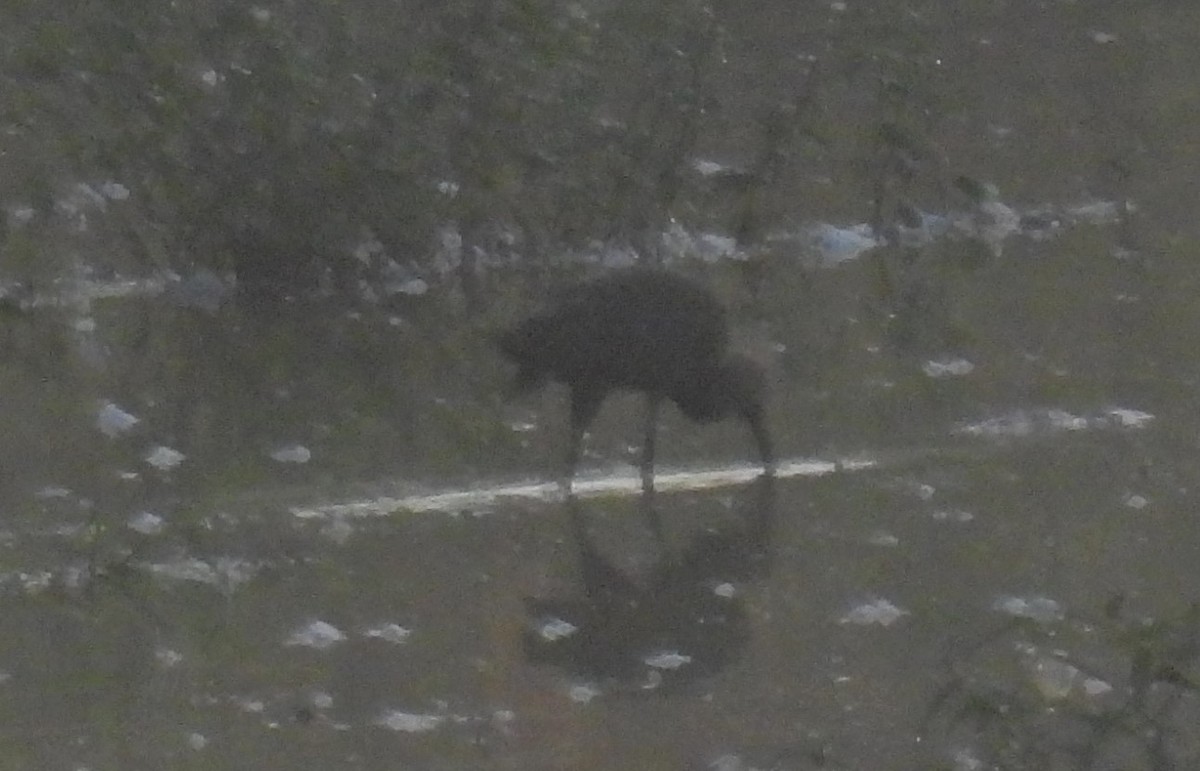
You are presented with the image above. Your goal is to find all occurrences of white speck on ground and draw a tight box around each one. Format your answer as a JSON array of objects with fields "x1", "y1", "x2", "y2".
[{"x1": 284, "y1": 620, "x2": 347, "y2": 650}]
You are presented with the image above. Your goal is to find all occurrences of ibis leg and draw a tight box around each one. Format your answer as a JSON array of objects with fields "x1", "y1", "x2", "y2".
[
  {"x1": 640, "y1": 395, "x2": 661, "y2": 492},
  {"x1": 564, "y1": 388, "x2": 604, "y2": 494},
  {"x1": 747, "y1": 408, "x2": 775, "y2": 476}
]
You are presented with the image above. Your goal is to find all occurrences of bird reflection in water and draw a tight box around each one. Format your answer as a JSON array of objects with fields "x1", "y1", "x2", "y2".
[{"x1": 522, "y1": 474, "x2": 776, "y2": 693}]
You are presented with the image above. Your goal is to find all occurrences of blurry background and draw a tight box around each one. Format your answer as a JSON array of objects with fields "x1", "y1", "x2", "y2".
[{"x1": 1, "y1": 0, "x2": 1199, "y2": 768}]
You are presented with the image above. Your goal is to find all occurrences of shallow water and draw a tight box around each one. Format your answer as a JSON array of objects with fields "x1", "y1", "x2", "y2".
[
  {"x1": 4, "y1": 2, "x2": 1200, "y2": 769},
  {"x1": 4, "y1": 399, "x2": 1195, "y2": 769}
]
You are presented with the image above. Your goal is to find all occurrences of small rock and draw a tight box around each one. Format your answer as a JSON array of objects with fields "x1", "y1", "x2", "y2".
[
  {"x1": 375, "y1": 710, "x2": 443, "y2": 732},
  {"x1": 128, "y1": 511, "x2": 165, "y2": 535},
  {"x1": 841, "y1": 598, "x2": 909, "y2": 626},
  {"x1": 97, "y1": 402, "x2": 140, "y2": 437},
  {"x1": 284, "y1": 620, "x2": 346, "y2": 650},
  {"x1": 145, "y1": 445, "x2": 185, "y2": 470},
  {"x1": 270, "y1": 444, "x2": 311, "y2": 464}
]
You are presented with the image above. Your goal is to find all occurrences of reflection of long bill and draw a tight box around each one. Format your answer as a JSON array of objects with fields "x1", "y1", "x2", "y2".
[{"x1": 291, "y1": 457, "x2": 876, "y2": 519}]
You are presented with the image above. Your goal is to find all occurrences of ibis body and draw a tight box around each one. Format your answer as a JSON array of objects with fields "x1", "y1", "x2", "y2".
[{"x1": 499, "y1": 269, "x2": 773, "y2": 490}]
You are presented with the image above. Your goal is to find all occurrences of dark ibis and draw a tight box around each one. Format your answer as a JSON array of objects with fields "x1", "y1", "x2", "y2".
[{"x1": 498, "y1": 268, "x2": 774, "y2": 491}]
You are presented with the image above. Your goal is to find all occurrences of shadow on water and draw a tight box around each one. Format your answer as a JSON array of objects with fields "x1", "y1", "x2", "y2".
[{"x1": 523, "y1": 475, "x2": 776, "y2": 693}]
